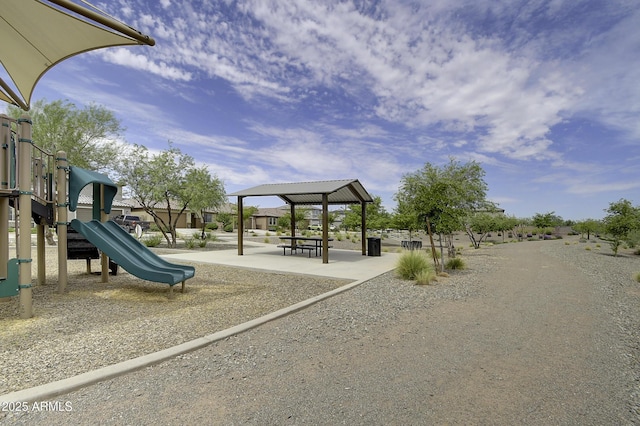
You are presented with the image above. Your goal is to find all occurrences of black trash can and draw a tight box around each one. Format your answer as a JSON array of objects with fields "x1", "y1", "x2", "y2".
[{"x1": 367, "y1": 237, "x2": 381, "y2": 256}]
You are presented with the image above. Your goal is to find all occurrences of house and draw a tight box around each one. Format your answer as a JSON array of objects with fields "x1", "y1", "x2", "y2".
[
  {"x1": 251, "y1": 207, "x2": 286, "y2": 231},
  {"x1": 250, "y1": 205, "x2": 344, "y2": 230},
  {"x1": 71, "y1": 184, "x2": 131, "y2": 222}
]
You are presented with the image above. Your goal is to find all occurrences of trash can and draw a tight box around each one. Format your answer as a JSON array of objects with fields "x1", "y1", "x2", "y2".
[{"x1": 367, "y1": 237, "x2": 381, "y2": 256}]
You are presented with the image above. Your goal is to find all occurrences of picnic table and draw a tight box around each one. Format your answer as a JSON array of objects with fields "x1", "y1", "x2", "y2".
[{"x1": 278, "y1": 236, "x2": 333, "y2": 257}]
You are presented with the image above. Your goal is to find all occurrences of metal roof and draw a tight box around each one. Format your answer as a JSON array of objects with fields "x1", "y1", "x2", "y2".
[
  {"x1": 1, "y1": 0, "x2": 154, "y2": 110},
  {"x1": 228, "y1": 179, "x2": 373, "y2": 205}
]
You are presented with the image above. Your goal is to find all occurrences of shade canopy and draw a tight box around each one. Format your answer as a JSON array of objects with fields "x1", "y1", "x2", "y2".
[
  {"x1": 230, "y1": 179, "x2": 374, "y2": 263},
  {"x1": 228, "y1": 179, "x2": 374, "y2": 205},
  {"x1": 0, "y1": 0, "x2": 155, "y2": 110}
]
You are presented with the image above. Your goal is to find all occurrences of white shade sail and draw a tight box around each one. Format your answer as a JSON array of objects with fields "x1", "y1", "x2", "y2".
[{"x1": 0, "y1": 0, "x2": 154, "y2": 110}]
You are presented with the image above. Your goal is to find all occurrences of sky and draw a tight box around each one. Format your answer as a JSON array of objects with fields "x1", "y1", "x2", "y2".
[{"x1": 3, "y1": 0, "x2": 640, "y2": 221}]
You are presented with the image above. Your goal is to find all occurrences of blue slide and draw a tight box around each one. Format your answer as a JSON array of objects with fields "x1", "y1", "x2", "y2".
[{"x1": 70, "y1": 219, "x2": 195, "y2": 286}]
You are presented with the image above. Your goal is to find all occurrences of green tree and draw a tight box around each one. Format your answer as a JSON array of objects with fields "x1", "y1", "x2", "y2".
[
  {"x1": 396, "y1": 158, "x2": 492, "y2": 261},
  {"x1": 241, "y1": 206, "x2": 259, "y2": 230},
  {"x1": 573, "y1": 219, "x2": 601, "y2": 240},
  {"x1": 217, "y1": 212, "x2": 234, "y2": 228},
  {"x1": 116, "y1": 143, "x2": 225, "y2": 247},
  {"x1": 390, "y1": 197, "x2": 421, "y2": 241},
  {"x1": 603, "y1": 199, "x2": 640, "y2": 256},
  {"x1": 277, "y1": 208, "x2": 309, "y2": 231},
  {"x1": 8, "y1": 99, "x2": 125, "y2": 245},
  {"x1": 184, "y1": 167, "x2": 226, "y2": 239},
  {"x1": 7, "y1": 99, "x2": 124, "y2": 173},
  {"x1": 531, "y1": 211, "x2": 563, "y2": 235},
  {"x1": 464, "y1": 213, "x2": 498, "y2": 248},
  {"x1": 494, "y1": 215, "x2": 520, "y2": 242},
  {"x1": 342, "y1": 196, "x2": 389, "y2": 232}
]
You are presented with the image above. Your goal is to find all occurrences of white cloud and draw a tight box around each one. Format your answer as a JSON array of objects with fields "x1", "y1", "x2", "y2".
[{"x1": 100, "y1": 49, "x2": 192, "y2": 81}]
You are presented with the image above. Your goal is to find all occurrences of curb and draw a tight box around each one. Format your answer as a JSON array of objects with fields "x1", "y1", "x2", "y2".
[{"x1": 0, "y1": 276, "x2": 376, "y2": 403}]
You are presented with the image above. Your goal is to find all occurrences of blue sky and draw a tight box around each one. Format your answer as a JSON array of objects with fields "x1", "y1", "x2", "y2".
[{"x1": 4, "y1": 0, "x2": 640, "y2": 220}]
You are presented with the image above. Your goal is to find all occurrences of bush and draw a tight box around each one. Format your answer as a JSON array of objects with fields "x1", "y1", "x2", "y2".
[
  {"x1": 184, "y1": 237, "x2": 196, "y2": 249},
  {"x1": 415, "y1": 267, "x2": 437, "y2": 285},
  {"x1": 142, "y1": 233, "x2": 163, "y2": 247},
  {"x1": 205, "y1": 222, "x2": 218, "y2": 231},
  {"x1": 223, "y1": 224, "x2": 234, "y2": 232},
  {"x1": 263, "y1": 237, "x2": 270, "y2": 243},
  {"x1": 396, "y1": 250, "x2": 431, "y2": 280},
  {"x1": 445, "y1": 257, "x2": 466, "y2": 270},
  {"x1": 635, "y1": 272, "x2": 640, "y2": 283}
]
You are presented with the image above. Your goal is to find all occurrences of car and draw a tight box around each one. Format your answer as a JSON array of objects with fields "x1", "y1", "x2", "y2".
[{"x1": 112, "y1": 215, "x2": 151, "y2": 233}]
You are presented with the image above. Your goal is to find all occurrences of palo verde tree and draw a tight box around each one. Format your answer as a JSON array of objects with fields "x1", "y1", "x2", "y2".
[
  {"x1": 602, "y1": 199, "x2": 640, "y2": 256},
  {"x1": 7, "y1": 99, "x2": 124, "y2": 173},
  {"x1": 117, "y1": 143, "x2": 225, "y2": 247},
  {"x1": 7, "y1": 99, "x2": 125, "y2": 245},
  {"x1": 396, "y1": 158, "x2": 491, "y2": 265}
]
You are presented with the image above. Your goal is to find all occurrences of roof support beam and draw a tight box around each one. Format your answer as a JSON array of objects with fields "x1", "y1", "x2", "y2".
[
  {"x1": 361, "y1": 201, "x2": 367, "y2": 255},
  {"x1": 322, "y1": 193, "x2": 329, "y2": 264},
  {"x1": 47, "y1": 0, "x2": 155, "y2": 46},
  {"x1": 237, "y1": 196, "x2": 244, "y2": 255}
]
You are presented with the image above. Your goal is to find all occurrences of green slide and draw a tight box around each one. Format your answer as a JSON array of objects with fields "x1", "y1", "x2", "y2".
[{"x1": 70, "y1": 219, "x2": 195, "y2": 286}]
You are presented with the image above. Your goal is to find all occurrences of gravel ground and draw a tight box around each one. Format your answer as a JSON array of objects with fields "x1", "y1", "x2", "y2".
[
  {"x1": 0, "y1": 243, "x2": 352, "y2": 394},
  {"x1": 2, "y1": 236, "x2": 640, "y2": 424}
]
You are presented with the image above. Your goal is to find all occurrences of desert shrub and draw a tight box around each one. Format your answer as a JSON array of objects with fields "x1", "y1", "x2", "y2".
[
  {"x1": 430, "y1": 249, "x2": 441, "y2": 259},
  {"x1": 634, "y1": 248, "x2": 640, "y2": 256},
  {"x1": 184, "y1": 237, "x2": 196, "y2": 249},
  {"x1": 142, "y1": 233, "x2": 162, "y2": 247},
  {"x1": 263, "y1": 237, "x2": 270, "y2": 243},
  {"x1": 396, "y1": 250, "x2": 431, "y2": 280},
  {"x1": 205, "y1": 223, "x2": 218, "y2": 231},
  {"x1": 223, "y1": 224, "x2": 234, "y2": 232},
  {"x1": 415, "y1": 267, "x2": 437, "y2": 285},
  {"x1": 585, "y1": 246, "x2": 592, "y2": 251},
  {"x1": 635, "y1": 272, "x2": 640, "y2": 283},
  {"x1": 445, "y1": 257, "x2": 466, "y2": 270}
]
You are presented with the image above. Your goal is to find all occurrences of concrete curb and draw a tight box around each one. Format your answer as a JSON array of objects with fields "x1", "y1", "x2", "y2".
[{"x1": 0, "y1": 276, "x2": 377, "y2": 403}]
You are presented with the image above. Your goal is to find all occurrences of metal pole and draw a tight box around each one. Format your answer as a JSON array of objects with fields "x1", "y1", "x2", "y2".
[
  {"x1": 237, "y1": 196, "x2": 244, "y2": 255},
  {"x1": 361, "y1": 202, "x2": 367, "y2": 255},
  {"x1": 34, "y1": 158, "x2": 45, "y2": 286},
  {"x1": 0, "y1": 115, "x2": 10, "y2": 280},
  {"x1": 56, "y1": 151, "x2": 68, "y2": 293},
  {"x1": 322, "y1": 194, "x2": 329, "y2": 264},
  {"x1": 18, "y1": 115, "x2": 33, "y2": 318},
  {"x1": 46, "y1": 0, "x2": 156, "y2": 46},
  {"x1": 100, "y1": 184, "x2": 108, "y2": 282}
]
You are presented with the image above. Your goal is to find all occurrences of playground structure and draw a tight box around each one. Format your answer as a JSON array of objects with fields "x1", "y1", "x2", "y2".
[{"x1": 0, "y1": 114, "x2": 195, "y2": 319}]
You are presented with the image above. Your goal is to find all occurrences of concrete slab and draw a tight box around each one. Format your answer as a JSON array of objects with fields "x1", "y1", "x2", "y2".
[{"x1": 161, "y1": 243, "x2": 400, "y2": 282}]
